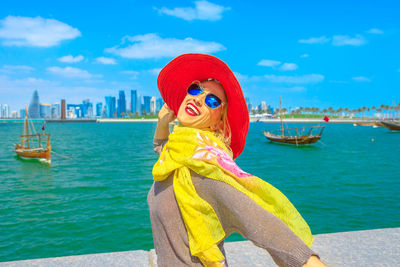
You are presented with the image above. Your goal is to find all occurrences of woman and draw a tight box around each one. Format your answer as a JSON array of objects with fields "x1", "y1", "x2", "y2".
[{"x1": 148, "y1": 53, "x2": 326, "y2": 267}]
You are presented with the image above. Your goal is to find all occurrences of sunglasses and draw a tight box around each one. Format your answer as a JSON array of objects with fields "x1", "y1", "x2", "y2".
[{"x1": 187, "y1": 82, "x2": 223, "y2": 109}]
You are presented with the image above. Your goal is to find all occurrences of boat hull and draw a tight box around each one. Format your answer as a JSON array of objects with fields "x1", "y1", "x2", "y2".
[
  {"x1": 14, "y1": 145, "x2": 51, "y2": 163},
  {"x1": 264, "y1": 132, "x2": 321, "y2": 145},
  {"x1": 381, "y1": 121, "x2": 400, "y2": 131}
]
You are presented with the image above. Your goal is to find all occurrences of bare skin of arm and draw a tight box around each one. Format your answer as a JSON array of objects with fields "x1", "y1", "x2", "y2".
[
  {"x1": 303, "y1": 255, "x2": 328, "y2": 267},
  {"x1": 154, "y1": 104, "x2": 176, "y2": 140}
]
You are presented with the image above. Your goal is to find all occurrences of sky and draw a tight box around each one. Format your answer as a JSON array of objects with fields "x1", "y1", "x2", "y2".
[{"x1": 0, "y1": 0, "x2": 399, "y2": 112}]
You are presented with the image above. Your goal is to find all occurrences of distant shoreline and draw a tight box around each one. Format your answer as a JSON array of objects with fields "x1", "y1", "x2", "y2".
[{"x1": 0, "y1": 118, "x2": 392, "y2": 124}]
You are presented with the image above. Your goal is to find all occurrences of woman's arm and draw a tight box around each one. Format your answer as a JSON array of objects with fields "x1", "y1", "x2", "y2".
[{"x1": 154, "y1": 104, "x2": 176, "y2": 140}]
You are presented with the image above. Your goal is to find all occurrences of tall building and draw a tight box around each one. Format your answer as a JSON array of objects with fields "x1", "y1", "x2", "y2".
[
  {"x1": 61, "y1": 99, "x2": 66, "y2": 120},
  {"x1": 40, "y1": 104, "x2": 51, "y2": 118},
  {"x1": 20, "y1": 108, "x2": 26, "y2": 118},
  {"x1": 28, "y1": 90, "x2": 40, "y2": 118},
  {"x1": 156, "y1": 98, "x2": 164, "y2": 113},
  {"x1": 117, "y1": 90, "x2": 126, "y2": 117},
  {"x1": 51, "y1": 103, "x2": 60, "y2": 119},
  {"x1": 143, "y1": 96, "x2": 151, "y2": 115},
  {"x1": 260, "y1": 101, "x2": 267, "y2": 112},
  {"x1": 136, "y1": 94, "x2": 142, "y2": 115},
  {"x1": 0, "y1": 104, "x2": 10, "y2": 118},
  {"x1": 96, "y1": 102, "x2": 103, "y2": 117},
  {"x1": 131, "y1": 90, "x2": 137, "y2": 114},
  {"x1": 81, "y1": 99, "x2": 93, "y2": 118},
  {"x1": 245, "y1": 97, "x2": 252, "y2": 113},
  {"x1": 105, "y1": 96, "x2": 116, "y2": 118},
  {"x1": 150, "y1": 96, "x2": 156, "y2": 114},
  {"x1": 67, "y1": 104, "x2": 82, "y2": 118}
]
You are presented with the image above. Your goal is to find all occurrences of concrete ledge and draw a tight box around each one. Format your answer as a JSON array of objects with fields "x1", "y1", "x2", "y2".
[{"x1": 1, "y1": 228, "x2": 399, "y2": 266}]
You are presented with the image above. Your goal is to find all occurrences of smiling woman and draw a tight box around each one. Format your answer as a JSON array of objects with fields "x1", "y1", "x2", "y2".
[{"x1": 147, "y1": 53, "x2": 327, "y2": 267}]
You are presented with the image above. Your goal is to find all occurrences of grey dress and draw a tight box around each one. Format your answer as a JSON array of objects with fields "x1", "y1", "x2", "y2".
[{"x1": 147, "y1": 139, "x2": 317, "y2": 267}]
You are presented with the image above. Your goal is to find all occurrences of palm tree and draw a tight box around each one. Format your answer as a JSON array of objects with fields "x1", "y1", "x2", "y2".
[
  {"x1": 361, "y1": 106, "x2": 367, "y2": 119},
  {"x1": 371, "y1": 106, "x2": 376, "y2": 119}
]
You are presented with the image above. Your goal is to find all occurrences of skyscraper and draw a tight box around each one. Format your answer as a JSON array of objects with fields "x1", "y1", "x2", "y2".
[
  {"x1": 20, "y1": 108, "x2": 26, "y2": 118},
  {"x1": 156, "y1": 98, "x2": 164, "y2": 113},
  {"x1": 96, "y1": 102, "x2": 103, "y2": 117},
  {"x1": 61, "y1": 99, "x2": 66, "y2": 120},
  {"x1": 0, "y1": 104, "x2": 10, "y2": 118},
  {"x1": 67, "y1": 104, "x2": 83, "y2": 118},
  {"x1": 245, "y1": 97, "x2": 252, "y2": 113},
  {"x1": 150, "y1": 96, "x2": 156, "y2": 114},
  {"x1": 105, "y1": 96, "x2": 116, "y2": 118},
  {"x1": 136, "y1": 94, "x2": 142, "y2": 115},
  {"x1": 40, "y1": 103, "x2": 51, "y2": 118},
  {"x1": 117, "y1": 90, "x2": 126, "y2": 117},
  {"x1": 143, "y1": 96, "x2": 151, "y2": 115},
  {"x1": 51, "y1": 103, "x2": 60, "y2": 119},
  {"x1": 131, "y1": 90, "x2": 137, "y2": 114},
  {"x1": 81, "y1": 99, "x2": 93, "y2": 118},
  {"x1": 28, "y1": 90, "x2": 40, "y2": 118}
]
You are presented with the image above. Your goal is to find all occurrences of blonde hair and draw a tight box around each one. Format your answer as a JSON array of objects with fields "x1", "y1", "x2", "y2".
[
  {"x1": 203, "y1": 79, "x2": 232, "y2": 151},
  {"x1": 214, "y1": 104, "x2": 232, "y2": 150}
]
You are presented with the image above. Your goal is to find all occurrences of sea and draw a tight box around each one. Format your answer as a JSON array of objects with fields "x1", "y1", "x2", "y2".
[{"x1": 0, "y1": 121, "x2": 399, "y2": 262}]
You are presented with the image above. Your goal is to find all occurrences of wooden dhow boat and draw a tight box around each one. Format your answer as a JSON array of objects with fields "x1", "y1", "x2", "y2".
[
  {"x1": 380, "y1": 120, "x2": 400, "y2": 131},
  {"x1": 14, "y1": 109, "x2": 51, "y2": 163},
  {"x1": 263, "y1": 125, "x2": 325, "y2": 145},
  {"x1": 263, "y1": 97, "x2": 325, "y2": 145}
]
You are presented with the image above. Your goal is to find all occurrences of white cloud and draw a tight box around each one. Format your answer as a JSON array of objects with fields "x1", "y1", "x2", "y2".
[
  {"x1": 148, "y1": 68, "x2": 162, "y2": 75},
  {"x1": 58, "y1": 55, "x2": 84, "y2": 63},
  {"x1": 264, "y1": 74, "x2": 324, "y2": 84},
  {"x1": 96, "y1": 57, "x2": 117, "y2": 65},
  {"x1": 47, "y1": 66, "x2": 96, "y2": 79},
  {"x1": 156, "y1": 0, "x2": 230, "y2": 21},
  {"x1": 298, "y1": 36, "x2": 330, "y2": 44},
  {"x1": 258, "y1": 59, "x2": 281, "y2": 67},
  {"x1": 367, "y1": 28, "x2": 384, "y2": 34},
  {"x1": 300, "y1": 54, "x2": 309, "y2": 58},
  {"x1": 0, "y1": 65, "x2": 34, "y2": 73},
  {"x1": 0, "y1": 16, "x2": 81, "y2": 47},
  {"x1": 106, "y1": 33, "x2": 225, "y2": 59},
  {"x1": 279, "y1": 63, "x2": 298, "y2": 71},
  {"x1": 122, "y1": 70, "x2": 139, "y2": 79},
  {"x1": 332, "y1": 35, "x2": 366, "y2": 46},
  {"x1": 352, "y1": 76, "x2": 371, "y2": 82}
]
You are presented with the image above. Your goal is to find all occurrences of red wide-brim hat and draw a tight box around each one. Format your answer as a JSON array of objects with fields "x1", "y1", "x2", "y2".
[{"x1": 157, "y1": 53, "x2": 249, "y2": 159}]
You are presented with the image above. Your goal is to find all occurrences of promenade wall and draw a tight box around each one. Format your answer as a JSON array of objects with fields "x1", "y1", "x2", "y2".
[{"x1": 1, "y1": 228, "x2": 399, "y2": 266}]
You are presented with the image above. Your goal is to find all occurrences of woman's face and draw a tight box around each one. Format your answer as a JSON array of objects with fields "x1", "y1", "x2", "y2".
[{"x1": 177, "y1": 80, "x2": 227, "y2": 130}]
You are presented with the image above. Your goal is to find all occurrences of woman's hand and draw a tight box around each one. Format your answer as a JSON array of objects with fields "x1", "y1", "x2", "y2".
[
  {"x1": 154, "y1": 104, "x2": 176, "y2": 140},
  {"x1": 158, "y1": 104, "x2": 176, "y2": 126}
]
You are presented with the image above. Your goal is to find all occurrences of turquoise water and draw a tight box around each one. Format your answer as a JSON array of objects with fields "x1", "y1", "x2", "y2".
[{"x1": 0, "y1": 122, "x2": 399, "y2": 262}]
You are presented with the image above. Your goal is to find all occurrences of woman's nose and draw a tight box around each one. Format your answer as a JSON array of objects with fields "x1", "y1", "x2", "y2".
[{"x1": 193, "y1": 95, "x2": 203, "y2": 106}]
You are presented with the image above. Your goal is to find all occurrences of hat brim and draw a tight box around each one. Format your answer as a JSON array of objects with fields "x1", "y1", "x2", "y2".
[{"x1": 157, "y1": 53, "x2": 249, "y2": 159}]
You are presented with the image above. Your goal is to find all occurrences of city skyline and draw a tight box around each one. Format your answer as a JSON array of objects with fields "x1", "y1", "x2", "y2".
[
  {"x1": 1, "y1": 1, "x2": 399, "y2": 112},
  {"x1": 15, "y1": 89, "x2": 166, "y2": 119}
]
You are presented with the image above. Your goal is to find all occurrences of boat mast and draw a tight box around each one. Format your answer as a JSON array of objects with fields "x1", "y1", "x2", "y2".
[
  {"x1": 25, "y1": 107, "x2": 30, "y2": 148},
  {"x1": 280, "y1": 96, "x2": 283, "y2": 136}
]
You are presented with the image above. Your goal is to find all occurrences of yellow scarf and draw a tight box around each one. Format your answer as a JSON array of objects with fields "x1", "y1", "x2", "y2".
[{"x1": 152, "y1": 126, "x2": 313, "y2": 266}]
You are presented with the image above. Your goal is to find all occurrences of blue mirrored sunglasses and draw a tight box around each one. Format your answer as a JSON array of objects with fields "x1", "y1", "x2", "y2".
[{"x1": 187, "y1": 83, "x2": 222, "y2": 109}]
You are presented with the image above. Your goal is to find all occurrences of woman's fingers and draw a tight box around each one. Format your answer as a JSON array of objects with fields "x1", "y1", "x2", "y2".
[{"x1": 158, "y1": 104, "x2": 176, "y2": 122}]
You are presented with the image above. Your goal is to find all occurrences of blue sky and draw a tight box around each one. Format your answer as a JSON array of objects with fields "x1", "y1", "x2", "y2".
[{"x1": 1, "y1": 0, "x2": 399, "y2": 112}]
